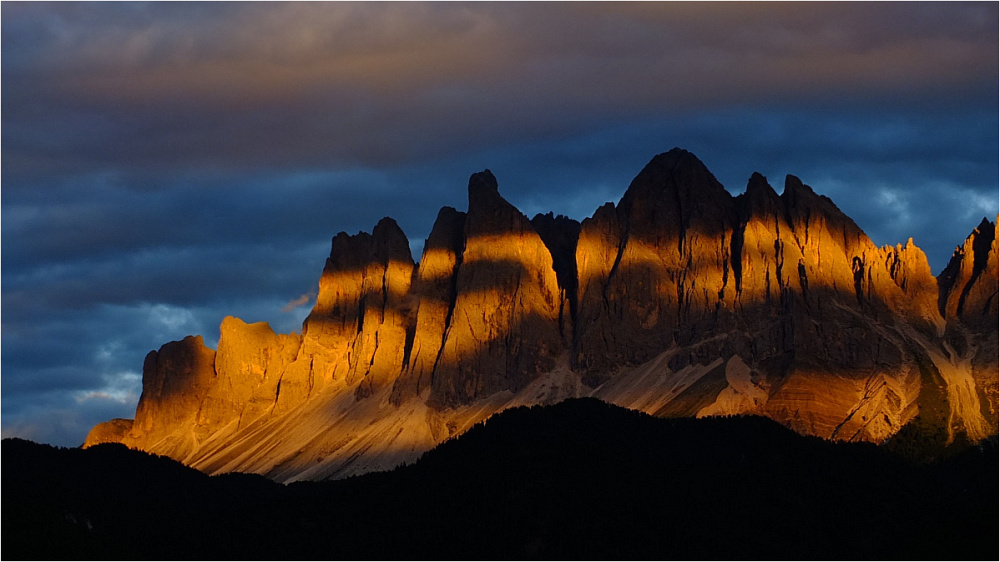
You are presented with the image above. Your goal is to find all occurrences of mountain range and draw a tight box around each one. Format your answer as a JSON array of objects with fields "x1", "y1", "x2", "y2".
[{"x1": 85, "y1": 148, "x2": 999, "y2": 482}]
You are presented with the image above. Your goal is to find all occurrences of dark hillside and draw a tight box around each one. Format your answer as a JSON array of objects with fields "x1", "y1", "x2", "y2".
[{"x1": 3, "y1": 399, "x2": 996, "y2": 560}]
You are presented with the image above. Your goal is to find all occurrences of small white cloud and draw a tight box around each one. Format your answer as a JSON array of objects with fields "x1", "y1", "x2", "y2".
[
  {"x1": 74, "y1": 371, "x2": 142, "y2": 405},
  {"x1": 148, "y1": 303, "x2": 197, "y2": 331},
  {"x1": 281, "y1": 292, "x2": 315, "y2": 312}
]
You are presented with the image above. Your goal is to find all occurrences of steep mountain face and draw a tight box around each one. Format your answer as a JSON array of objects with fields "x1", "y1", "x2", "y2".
[
  {"x1": 86, "y1": 149, "x2": 999, "y2": 481},
  {"x1": 936, "y1": 217, "x2": 1000, "y2": 439},
  {"x1": 424, "y1": 170, "x2": 564, "y2": 407}
]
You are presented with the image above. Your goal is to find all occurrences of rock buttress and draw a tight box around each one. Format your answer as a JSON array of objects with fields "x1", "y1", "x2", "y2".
[
  {"x1": 128, "y1": 335, "x2": 216, "y2": 452},
  {"x1": 281, "y1": 217, "x2": 416, "y2": 404},
  {"x1": 575, "y1": 148, "x2": 737, "y2": 385},
  {"x1": 390, "y1": 206, "x2": 467, "y2": 404},
  {"x1": 428, "y1": 170, "x2": 564, "y2": 407}
]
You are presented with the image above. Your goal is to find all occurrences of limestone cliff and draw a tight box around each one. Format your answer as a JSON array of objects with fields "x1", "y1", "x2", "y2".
[
  {"x1": 937, "y1": 217, "x2": 999, "y2": 438},
  {"x1": 86, "y1": 149, "x2": 999, "y2": 481},
  {"x1": 428, "y1": 170, "x2": 564, "y2": 407},
  {"x1": 390, "y1": 206, "x2": 467, "y2": 404}
]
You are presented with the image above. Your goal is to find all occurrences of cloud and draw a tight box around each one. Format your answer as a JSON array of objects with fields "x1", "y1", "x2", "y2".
[
  {"x1": 3, "y1": 2, "x2": 995, "y2": 178},
  {"x1": 282, "y1": 292, "x2": 316, "y2": 313}
]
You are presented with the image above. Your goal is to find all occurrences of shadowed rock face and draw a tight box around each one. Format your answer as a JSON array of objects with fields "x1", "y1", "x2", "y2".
[
  {"x1": 390, "y1": 206, "x2": 467, "y2": 405},
  {"x1": 129, "y1": 335, "x2": 216, "y2": 450},
  {"x1": 86, "y1": 149, "x2": 999, "y2": 481}
]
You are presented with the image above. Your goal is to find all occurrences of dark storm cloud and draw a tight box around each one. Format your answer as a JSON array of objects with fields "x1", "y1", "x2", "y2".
[
  {"x1": 4, "y1": 2, "x2": 995, "y2": 174},
  {"x1": 2, "y1": 2, "x2": 997, "y2": 446}
]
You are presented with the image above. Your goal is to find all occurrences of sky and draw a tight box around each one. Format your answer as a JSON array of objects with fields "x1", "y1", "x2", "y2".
[{"x1": 2, "y1": 2, "x2": 998, "y2": 447}]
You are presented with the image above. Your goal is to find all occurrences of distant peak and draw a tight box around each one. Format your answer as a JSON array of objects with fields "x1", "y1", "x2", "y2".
[
  {"x1": 647, "y1": 147, "x2": 701, "y2": 172},
  {"x1": 780, "y1": 174, "x2": 820, "y2": 210},
  {"x1": 468, "y1": 169, "x2": 499, "y2": 195},
  {"x1": 783, "y1": 174, "x2": 812, "y2": 195},
  {"x1": 746, "y1": 172, "x2": 773, "y2": 193},
  {"x1": 372, "y1": 213, "x2": 402, "y2": 235},
  {"x1": 740, "y1": 172, "x2": 780, "y2": 218}
]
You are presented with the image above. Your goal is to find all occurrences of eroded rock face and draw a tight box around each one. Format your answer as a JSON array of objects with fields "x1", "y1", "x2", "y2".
[
  {"x1": 429, "y1": 170, "x2": 564, "y2": 407},
  {"x1": 575, "y1": 151, "x2": 958, "y2": 443},
  {"x1": 939, "y1": 217, "x2": 999, "y2": 330},
  {"x1": 531, "y1": 212, "x2": 581, "y2": 348},
  {"x1": 86, "y1": 149, "x2": 999, "y2": 481},
  {"x1": 282, "y1": 217, "x2": 416, "y2": 403},
  {"x1": 391, "y1": 206, "x2": 467, "y2": 404},
  {"x1": 576, "y1": 150, "x2": 737, "y2": 384},
  {"x1": 197, "y1": 317, "x2": 301, "y2": 430},
  {"x1": 129, "y1": 335, "x2": 216, "y2": 449},
  {"x1": 937, "y1": 217, "x2": 1000, "y2": 437}
]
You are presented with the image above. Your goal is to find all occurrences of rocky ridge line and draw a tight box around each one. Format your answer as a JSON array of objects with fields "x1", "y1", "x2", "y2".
[{"x1": 86, "y1": 149, "x2": 999, "y2": 480}]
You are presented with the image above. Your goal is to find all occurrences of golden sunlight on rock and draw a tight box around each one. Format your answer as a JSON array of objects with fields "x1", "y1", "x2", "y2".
[
  {"x1": 86, "y1": 150, "x2": 999, "y2": 481},
  {"x1": 430, "y1": 170, "x2": 563, "y2": 407},
  {"x1": 83, "y1": 418, "x2": 134, "y2": 448}
]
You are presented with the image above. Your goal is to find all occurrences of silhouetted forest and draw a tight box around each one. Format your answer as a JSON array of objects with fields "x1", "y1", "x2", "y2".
[{"x1": 4, "y1": 398, "x2": 996, "y2": 560}]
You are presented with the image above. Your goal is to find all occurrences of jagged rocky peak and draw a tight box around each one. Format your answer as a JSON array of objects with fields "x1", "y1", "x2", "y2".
[
  {"x1": 468, "y1": 168, "x2": 499, "y2": 196},
  {"x1": 281, "y1": 215, "x2": 418, "y2": 402},
  {"x1": 739, "y1": 172, "x2": 781, "y2": 217},
  {"x1": 781, "y1": 174, "x2": 864, "y2": 235},
  {"x1": 465, "y1": 168, "x2": 532, "y2": 236},
  {"x1": 390, "y1": 206, "x2": 467, "y2": 404},
  {"x1": 326, "y1": 217, "x2": 413, "y2": 274},
  {"x1": 574, "y1": 149, "x2": 737, "y2": 380},
  {"x1": 938, "y1": 216, "x2": 998, "y2": 323},
  {"x1": 429, "y1": 169, "x2": 564, "y2": 406},
  {"x1": 617, "y1": 148, "x2": 733, "y2": 238},
  {"x1": 202, "y1": 316, "x2": 301, "y2": 426}
]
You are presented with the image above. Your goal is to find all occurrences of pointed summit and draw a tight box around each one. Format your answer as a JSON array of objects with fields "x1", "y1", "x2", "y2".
[
  {"x1": 371, "y1": 216, "x2": 415, "y2": 266},
  {"x1": 938, "y1": 215, "x2": 998, "y2": 325},
  {"x1": 740, "y1": 172, "x2": 781, "y2": 220},
  {"x1": 467, "y1": 169, "x2": 501, "y2": 212},
  {"x1": 616, "y1": 148, "x2": 733, "y2": 245},
  {"x1": 468, "y1": 169, "x2": 498, "y2": 193},
  {"x1": 431, "y1": 170, "x2": 563, "y2": 406},
  {"x1": 620, "y1": 148, "x2": 729, "y2": 213},
  {"x1": 465, "y1": 168, "x2": 537, "y2": 238}
]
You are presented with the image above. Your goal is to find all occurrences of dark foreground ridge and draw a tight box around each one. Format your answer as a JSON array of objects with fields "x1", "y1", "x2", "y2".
[{"x1": 5, "y1": 398, "x2": 997, "y2": 560}]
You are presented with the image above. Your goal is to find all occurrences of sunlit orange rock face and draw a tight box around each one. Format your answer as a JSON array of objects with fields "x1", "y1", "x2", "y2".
[
  {"x1": 427, "y1": 170, "x2": 564, "y2": 406},
  {"x1": 82, "y1": 418, "x2": 133, "y2": 448},
  {"x1": 281, "y1": 217, "x2": 415, "y2": 402},
  {"x1": 199, "y1": 316, "x2": 301, "y2": 430},
  {"x1": 86, "y1": 149, "x2": 999, "y2": 481},
  {"x1": 390, "y1": 206, "x2": 467, "y2": 405},
  {"x1": 937, "y1": 217, "x2": 1000, "y2": 437},
  {"x1": 129, "y1": 335, "x2": 216, "y2": 451}
]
